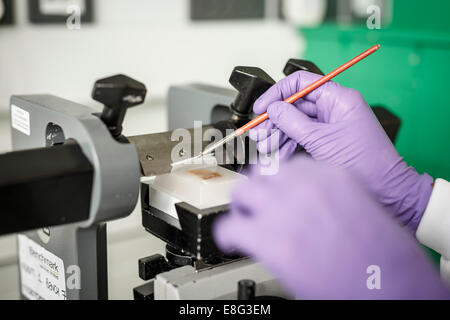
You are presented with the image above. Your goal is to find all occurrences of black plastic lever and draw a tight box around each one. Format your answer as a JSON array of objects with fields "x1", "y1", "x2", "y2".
[
  {"x1": 283, "y1": 59, "x2": 324, "y2": 76},
  {"x1": 92, "y1": 74, "x2": 147, "y2": 140},
  {"x1": 229, "y1": 66, "x2": 276, "y2": 120}
]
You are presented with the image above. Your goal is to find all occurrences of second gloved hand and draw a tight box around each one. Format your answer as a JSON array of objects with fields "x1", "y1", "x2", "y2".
[
  {"x1": 250, "y1": 71, "x2": 433, "y2": 230},
  {"x1": 214, "y1": 157, "x2": 449, "y2": 299}
]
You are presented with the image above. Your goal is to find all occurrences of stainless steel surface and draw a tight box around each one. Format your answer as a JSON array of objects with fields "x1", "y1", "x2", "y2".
[
  {"x1": 171, "y1": 131, "x2": 238, "y2": 167},
  {"x1": 202, "y1": 131, "x2": 237, "y2": 157},
  {"x1": 128, "y1": 127, "x2": 213, "y2": 176}
]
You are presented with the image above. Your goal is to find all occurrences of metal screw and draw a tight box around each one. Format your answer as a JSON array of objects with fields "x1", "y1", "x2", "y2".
[
  {"x1": 146, "y1": 154, "x2": 154, "y2": 161},
  {"x1": 179, "y1": 149, "x2": 186, "y2": 157}
]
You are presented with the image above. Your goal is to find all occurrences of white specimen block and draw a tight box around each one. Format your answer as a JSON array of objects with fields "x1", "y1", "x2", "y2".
[{"x1": 149, "y1": 164, "x2": 246, "y2": 219}]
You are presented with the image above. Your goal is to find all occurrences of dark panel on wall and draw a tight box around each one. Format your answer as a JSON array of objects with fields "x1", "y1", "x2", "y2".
[
  {"x1": 191, "y1": 0, "x2": 265, "y2": 21},
  {"x1": 28, "y1": 0, "x2": 94, "y2": 24},
  {"x1": 0, "y1": 0, "x2": 14, "y2": 25}
]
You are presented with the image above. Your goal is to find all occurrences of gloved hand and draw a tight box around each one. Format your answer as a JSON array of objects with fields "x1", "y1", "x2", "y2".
[
  {"x1": 214, "y1": 157, "x2": 449, "y2": 299},
  {"x1": 250, "y1": 71, "x2": 433, "y2": 230}
]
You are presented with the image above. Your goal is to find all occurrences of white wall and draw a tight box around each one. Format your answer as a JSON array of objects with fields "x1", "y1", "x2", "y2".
[{"x1": 0, "y1": 0, "x2": 304, "y2": 110}]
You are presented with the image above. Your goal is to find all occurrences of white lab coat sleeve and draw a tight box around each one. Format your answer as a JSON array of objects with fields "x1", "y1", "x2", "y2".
[{"x1": 416, "y1": 178, "x2": 450, "y2": 285}]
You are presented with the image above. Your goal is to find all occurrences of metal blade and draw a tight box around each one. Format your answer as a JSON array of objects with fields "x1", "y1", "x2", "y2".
[{"x1": 128, "y1": 127, "x2": 213, "y2": 176}]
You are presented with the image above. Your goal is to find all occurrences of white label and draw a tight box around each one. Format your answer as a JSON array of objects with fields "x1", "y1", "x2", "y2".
[
  {"x1": 18, "y1": 235, "x2": 66, "y2": 300},
  {"x1": 11, "y1": 105, "x2": 30, "y2": 136}
]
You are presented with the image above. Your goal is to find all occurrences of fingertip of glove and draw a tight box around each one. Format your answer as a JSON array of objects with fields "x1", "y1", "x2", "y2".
[
  {"x1": 253, "y1": 96, "x2": 270, "y2": 115},
  {"x1": 248, "y1": 128, "x2": 258, "y2": 141},
  {"x1": 256, "y1": 142, "x2": 271, "y2": 155}
]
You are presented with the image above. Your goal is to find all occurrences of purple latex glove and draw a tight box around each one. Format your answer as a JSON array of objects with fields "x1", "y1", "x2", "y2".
[
  {"x1": 249, "y1": 71, "x2": 433, "y2": 230},
  {"x1": 214, "y1": 157, "x2": 449, "y2": 299}
]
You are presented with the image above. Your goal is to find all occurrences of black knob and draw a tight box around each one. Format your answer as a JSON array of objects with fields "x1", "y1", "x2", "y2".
[
  {"x1": 238, "y1": 279, "x2": 256, "y2": 300},
  {"x1": 229, "y1": 66, "x2": 275, "y2": 118},
  {"x1": 133, "y1": 281, "x2": 155, "y2": 301},
  {"x1": 138, "y1": 254, "x2": 172, "y2": 281},
  {"x1": 283, "y1": 59, "x2": 324, "y2": 76},
  {"x1": 92, "y1": 74, "x2": 147, "y2": 138}
]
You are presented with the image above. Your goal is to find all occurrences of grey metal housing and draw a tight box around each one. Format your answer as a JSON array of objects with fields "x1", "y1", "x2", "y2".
[{"x1": 10, "y1": 94, "x2": 141, "y2": 299}]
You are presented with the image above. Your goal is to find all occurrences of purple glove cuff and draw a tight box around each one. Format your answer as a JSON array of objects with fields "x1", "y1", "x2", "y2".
[
  {"x1": 406, "y1": 172, "x2": 434, "y2": 231},
  {"x1": 375, "y1": 158, "x2": 434, "y2": 231}
]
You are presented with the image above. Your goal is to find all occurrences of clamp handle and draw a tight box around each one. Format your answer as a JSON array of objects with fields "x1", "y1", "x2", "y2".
[
  {"x1": 283, "y1": 59, "x2": 324, "y2": 76},
  {"x1": 92, "y1": 74, "x2": 147, "y2": 138},
  {"x1": 229, "y1": 66, "x2": 275, "y2": 118}
]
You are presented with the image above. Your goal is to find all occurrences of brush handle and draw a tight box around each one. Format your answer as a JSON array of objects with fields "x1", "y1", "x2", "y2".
[{"x1": 234, "y1": 44, "x2": 381, "y2": 137}]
